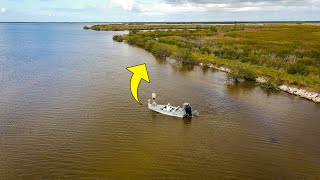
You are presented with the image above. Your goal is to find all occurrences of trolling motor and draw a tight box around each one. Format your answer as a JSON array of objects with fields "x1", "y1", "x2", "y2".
[{"x1": 183, "y1": 103, "x2": 193, "y2": 117}]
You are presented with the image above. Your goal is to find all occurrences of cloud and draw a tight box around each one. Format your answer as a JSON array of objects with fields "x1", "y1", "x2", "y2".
[
  {"x1": 106, "y1": 0, "x2": 319, "y2": 17},
  {"x1": 1, "y1": 7, "x2": 6, "y2": 13},
  {"x1": 2, "y1": 0, "x2": 318, "y2": 22},
  {"x1": 140, "y1": 3, "x2": 207, "y2": 14},
  {"x1": 149, "y1": 0, "x2": 317, "y2": 13},
  {"x1": 110, "y1": 0, "x2": 135, "y2": 11},
  {"x1": 106, "y1": 0, "x2": 319, "y2": 18}
]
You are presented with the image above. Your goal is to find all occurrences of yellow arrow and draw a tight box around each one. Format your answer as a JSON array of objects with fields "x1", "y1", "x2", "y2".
[{"x1": 127, "y1": 63, "x2": 150, "y2": 104}]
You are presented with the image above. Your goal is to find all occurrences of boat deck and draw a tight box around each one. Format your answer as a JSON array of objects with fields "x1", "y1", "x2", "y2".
[{"x1": 148, "y1": 102, "x2": 186, "y2": 118}]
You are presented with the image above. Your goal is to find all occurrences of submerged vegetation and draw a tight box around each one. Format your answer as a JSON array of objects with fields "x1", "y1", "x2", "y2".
[{"x1": 89, "y1": 23, "x2": 320, "y2": 92}]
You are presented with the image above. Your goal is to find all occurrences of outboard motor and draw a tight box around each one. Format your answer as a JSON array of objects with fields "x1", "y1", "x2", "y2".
[{"x1": 183, "y1": 103, "x2": 192, "y2": 117}]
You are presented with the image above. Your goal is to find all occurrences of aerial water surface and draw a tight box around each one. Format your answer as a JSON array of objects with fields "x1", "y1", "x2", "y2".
[{"x1": 0, "y1": 23, "x2": 319, "y2": 179}]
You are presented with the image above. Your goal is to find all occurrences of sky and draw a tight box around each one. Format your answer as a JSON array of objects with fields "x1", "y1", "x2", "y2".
[{"x1": 0, "y1": 0, "x2": 319, "y2": 22}]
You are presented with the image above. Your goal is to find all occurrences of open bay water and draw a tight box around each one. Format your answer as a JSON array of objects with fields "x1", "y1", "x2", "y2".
[{"x1": 0, "y1": 23, "x2": 320, "y2": 179}]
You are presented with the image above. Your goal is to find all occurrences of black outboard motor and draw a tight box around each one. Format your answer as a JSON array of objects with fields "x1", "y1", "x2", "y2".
[{"x1": 183, "y1": 103, "x2": 192, "y2": 117}]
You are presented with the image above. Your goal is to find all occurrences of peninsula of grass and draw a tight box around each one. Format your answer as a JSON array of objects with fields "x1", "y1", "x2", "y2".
[
  {"x1": 83, "y1": 24, "x2": 242, "y2": 31},
  {"x1": 87, "y1": 23, "x2": 320, "y2": 92}
]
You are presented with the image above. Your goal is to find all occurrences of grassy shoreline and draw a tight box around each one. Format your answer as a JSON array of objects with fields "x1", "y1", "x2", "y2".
[
  {"x1": 83, "y1": 24, "x2": 246, "y2": 31},
  {"x1": 86, "y1": 23, "x2": 320, "y2": 92}
]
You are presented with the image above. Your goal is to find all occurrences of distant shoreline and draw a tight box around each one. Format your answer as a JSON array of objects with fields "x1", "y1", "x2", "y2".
[{"x1": 86, "y1": 23, "x2": 320, "y2": 103}]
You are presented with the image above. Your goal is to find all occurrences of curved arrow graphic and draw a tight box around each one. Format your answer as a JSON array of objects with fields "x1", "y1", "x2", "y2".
[{"x1": 127, "y1": 63, "x2": 150, "y2": 104}]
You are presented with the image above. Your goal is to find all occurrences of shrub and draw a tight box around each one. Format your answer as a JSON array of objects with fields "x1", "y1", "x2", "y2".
[
  {"x1": 158, "y1": 38, "x2": 192, "y2": 49},
  {"x1": 151, "y1": 43, "x2": 172, "y2": 59},
  {"x1": 240, "y1": 53, "x2": 258, "y2": 64},
  {"x1": 200, "y1": 46, "x2": 211, "y2": 54},
  {"x1": 286, "y1": 63, "x2": 310, "y2": 75},
  {"x1": 277, "y1": 50, "x2": 291, "y2": 58},
  {"x1": 220, "y1": 47, "x2": 242, "y2": 60},
  {"x1": 145, "y1": 40, "x2": 157, "y2": 52},
  {"x1": 129, "y1": 29, "x2": 138, "y2": 34},
  {"x1": 260, "y1": 80, "x2": 280, "y2": 90},
  {"x1": 126, "y1": 35, "x2": 150, "y2": 47},
  {"x1": 112, "y1": 35, "x2": 124, "y2": 42},
  {"x1": 308, "y1": 50, "x2": 320, "y2": 59},
  {"x1": 266, "y1": 59, "x2": 284, "y2": 69},
  {"x1": 91, "y1": 26, "x2": 100, "y2": 31},
  {"x1": 209, "y1": 26, "x2": 218, "y2": 32},
  {"x1": 174, "y1": 48, "x2": 194, "y2": 63},
  {"x1": 83, "y1": 26, "x2": 90, "y2": 30},
  {"x1": 127, "y1": 35, "x2": 139, "y2": 45},
  {"x1": 228, "y1": 65, "x2": 257, "y2": 82}
]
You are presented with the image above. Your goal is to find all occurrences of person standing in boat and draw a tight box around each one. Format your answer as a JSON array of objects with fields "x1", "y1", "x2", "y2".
[
  {"x1": 152, "y1": 91, "x2": 156, "y2": 104},
  {"x1": 167, "y1": 103, "x2": 171, "y2": 112}
]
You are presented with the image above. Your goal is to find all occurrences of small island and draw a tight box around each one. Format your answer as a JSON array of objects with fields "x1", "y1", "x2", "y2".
[{"x1": 86, "y1": 23, "x2": 320, "y2": 102}]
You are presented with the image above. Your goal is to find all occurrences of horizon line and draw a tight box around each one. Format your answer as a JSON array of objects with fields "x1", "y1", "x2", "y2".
[{"x1": 0, "y1": 21, "x2": 320, "y2": 24}]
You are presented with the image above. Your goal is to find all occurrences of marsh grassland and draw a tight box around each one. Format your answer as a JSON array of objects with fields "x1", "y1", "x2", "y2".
[{"x1": 88, "y1": 23, "x2": 320, "y2": 92}]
